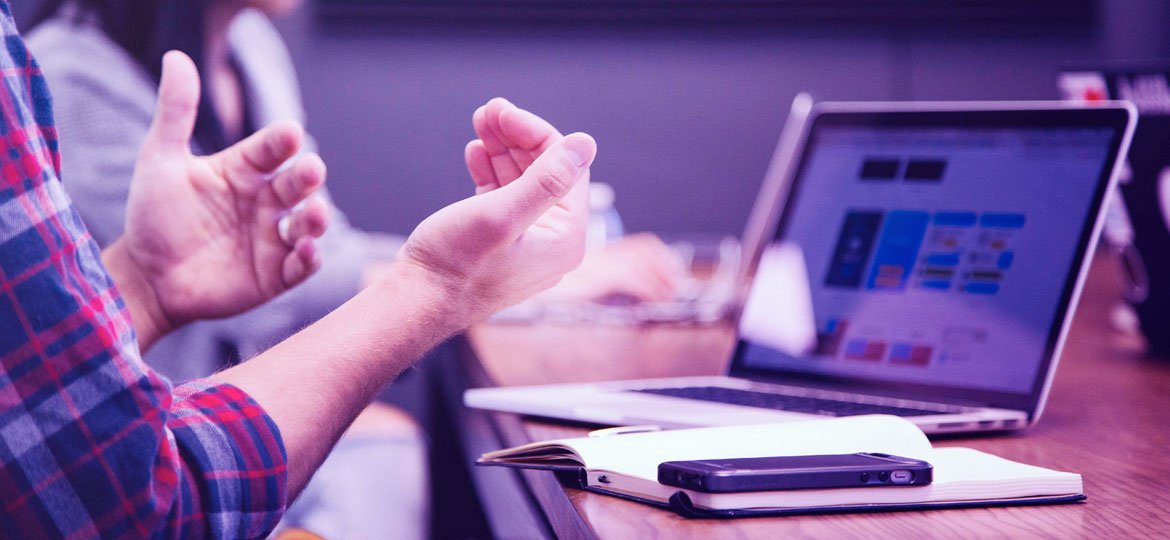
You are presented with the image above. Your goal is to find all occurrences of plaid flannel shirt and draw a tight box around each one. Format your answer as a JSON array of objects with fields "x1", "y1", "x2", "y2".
[{"x1": 0, "y1": 4, "x2": 288, "y2": 538}]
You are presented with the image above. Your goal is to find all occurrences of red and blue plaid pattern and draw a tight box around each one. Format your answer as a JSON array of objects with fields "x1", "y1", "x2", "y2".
[{"x1": 0, "y1": 3, "x2": 288, "y2": 538}]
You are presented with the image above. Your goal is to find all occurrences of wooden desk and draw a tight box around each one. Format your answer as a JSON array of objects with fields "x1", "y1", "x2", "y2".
[{"x1": 457, "y1": 254, "x2": 1170, "y2": 539}]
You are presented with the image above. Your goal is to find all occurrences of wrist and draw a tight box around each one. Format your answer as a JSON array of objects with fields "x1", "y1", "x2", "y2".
[
  {"x1": 102, "y1": 239, "x2": 177, "y2": 350},
  {"x1": 371, "y1": 260, "x2": 473, "y2": 338}
]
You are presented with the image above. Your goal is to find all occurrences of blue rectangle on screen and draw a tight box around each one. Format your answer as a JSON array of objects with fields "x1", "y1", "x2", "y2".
[
  {"x1": 998, "y1": 251, "x2": 1015, "y2": 269},
  {"x1": 980, "y1": 213, "x2": 1026, "y2": 229},
  {"x1": 921, "y1": 280, "x2": 951, "y2": 290},
  {"x1": 932, "y1": 212, "x2": 977, "y2": 227},
  {"x1": 866, "y1": 210, "x2": 930, "y2": 291},
  {"x1": 825, "y1": 211, "x2": 884, "y2": 288},
  {"x1": 964, "y1": 282, "x2": 1001, "y2": 295},
  {"x1": 825, "y1": 319, "x2": 839, "y2": 333},
  {"x1": 925, "y1": 253, "x2": 961, "y2": 267}
]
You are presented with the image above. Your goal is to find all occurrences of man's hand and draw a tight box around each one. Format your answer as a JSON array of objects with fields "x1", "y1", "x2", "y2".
[
  {"x1": 394, "y1": 98, "x2": 596, "y2": 327},
  {"x1": 105, "y1": 51, "x2": 329, "y2": 349},
  {"x1": 215, "y1": 100, "x2": 593, "y2": 495},
  {"x1": 466, "y1": 100, "x2": 684, "y2": 304}
]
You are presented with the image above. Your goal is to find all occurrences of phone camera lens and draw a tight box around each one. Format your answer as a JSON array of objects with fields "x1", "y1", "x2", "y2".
[
  {"x1": 878, "y1": 471, "x2": 890, "y2": 483},
  {"x1": 860, "y1": 472, "x2": 870, "y2": 483}
]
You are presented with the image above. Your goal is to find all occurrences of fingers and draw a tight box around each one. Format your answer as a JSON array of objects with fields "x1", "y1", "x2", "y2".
[
  {"x1": 597, "y1": 266, "x2": 676, "y2": 302},
  {"x1": 270, "y1": 153, "x2": 327, "y2": 208},
  {"x1": 583, "y1": 235, "x2": 686, "y2": 302},
  {"x1": 464, "y1": 139, "x2": 499, "y2": 194},
  {"x1": 624, "y1": 270, "x2": 677, "y2": 302},
  {"x1": 622, "y1": 234, "x2": 689, "y2": 292},
  {"x1": 278, "y1": 196, "x2": 329, "y2": 287},
  {"x1": 475, "y1": 98, "x2": 560, "y2": 154},
  {"x1": 642, "y1": 261, "x2": 685, "y2": 301},
  {"x1": 282, "y1": 235, "x2": 322, "y2": 288},
  {"x1": 487, "y1": 132, "x2": 596, "y2": 232},
  {"x1": 472, "y1": 98, "x2": 563, "y2": 186},
  {"x1": 282, "y1": 196, "x2": 330, "y2": 243},
  {"x1": 618, "y1": 258, "x2": 682, "y2": 302},
  {"x1": 142, "y1": 51, "x2": 200, "y2": 153},
  {"x1": 217, "y1": 120, "x2": 305, "y2": 180},
  {"x1": 498, "y1": 103, "x2": 561, "y2": 155}
]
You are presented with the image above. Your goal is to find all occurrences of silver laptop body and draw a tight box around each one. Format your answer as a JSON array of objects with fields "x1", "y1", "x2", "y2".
[{"x1": 466, "y1": 99, "x2": 1136, "y2": 434}]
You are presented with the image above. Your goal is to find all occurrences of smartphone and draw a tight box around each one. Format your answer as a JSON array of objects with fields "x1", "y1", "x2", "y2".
[{"x1": 658, "y1": 453, "x2": 932, "y2": 493}]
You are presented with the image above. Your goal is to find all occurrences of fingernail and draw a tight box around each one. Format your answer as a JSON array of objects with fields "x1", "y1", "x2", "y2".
[{"x1": 563, "y1": 134, "x2": 596, "y2": 169}]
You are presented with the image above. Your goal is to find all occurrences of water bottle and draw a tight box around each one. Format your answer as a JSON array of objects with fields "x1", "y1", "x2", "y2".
[{"x1": 588, "y1": 182, "x2": 624, "y2": 251}]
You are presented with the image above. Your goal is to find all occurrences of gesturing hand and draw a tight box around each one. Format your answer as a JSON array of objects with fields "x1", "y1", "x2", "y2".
[
  {"x1": 464, "y1": 97, "x2": 564, "y2": 194},
  {"x1": 110, "y1": 51, "x2": 329, "y2": 347},
  {"x1": 395, "y1": 99, "x2": 596, "y2": 326},
  {"x1": 466, "y1": 100, "x2": 685, "y2": 305}
]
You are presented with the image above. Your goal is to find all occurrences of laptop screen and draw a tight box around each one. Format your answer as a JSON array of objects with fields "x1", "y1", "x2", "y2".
[{"x1": 732, "y1": 107, "x2": 1131, "y2": 412}]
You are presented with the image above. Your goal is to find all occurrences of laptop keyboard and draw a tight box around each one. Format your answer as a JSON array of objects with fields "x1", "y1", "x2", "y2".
[{"x1": 631, "y1": 386, "x2": 954, "y2": 417}]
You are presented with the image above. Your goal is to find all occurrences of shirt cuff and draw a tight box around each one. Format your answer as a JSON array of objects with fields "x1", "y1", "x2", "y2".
[{"x1": 169, "y1": 381, "x2": 289, "y2": 539}]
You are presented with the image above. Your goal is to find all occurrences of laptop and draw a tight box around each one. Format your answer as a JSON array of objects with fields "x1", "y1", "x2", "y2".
[{"x1": 466, "y1": 100, "x2": 1136, "y2": 434}]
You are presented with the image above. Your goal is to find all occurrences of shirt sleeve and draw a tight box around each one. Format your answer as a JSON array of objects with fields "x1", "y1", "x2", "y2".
[
  {"x1": 0, "y1": 13, "x2": 288, "y2": 539},
  {"x1": 167, "y1": 382, "x2": 289, "y2": 538},
  {"x1": 0, "y1": 162, "x2": 290, "y2": 540}
]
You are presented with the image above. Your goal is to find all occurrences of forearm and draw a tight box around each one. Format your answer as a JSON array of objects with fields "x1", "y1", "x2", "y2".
[
  {"x1": 209, "y1": 262, "x2": 460, "y2": 495},
  {"x1": 102, "y1": 238, "x2": 175, "y2": 351}
]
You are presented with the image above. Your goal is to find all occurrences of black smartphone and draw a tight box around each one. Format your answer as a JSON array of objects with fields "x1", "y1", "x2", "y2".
[{"x1": 658, "y1": 453, "x2": 932, "y2": 493}]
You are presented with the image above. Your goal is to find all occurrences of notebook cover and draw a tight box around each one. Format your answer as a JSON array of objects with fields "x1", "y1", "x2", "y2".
[
  {"x1": 664, "y1": 490, "x2": 1087, "y2": 519},
  {"x1": 560, "y1": 469, "x2": 1086, "y2": 519}
]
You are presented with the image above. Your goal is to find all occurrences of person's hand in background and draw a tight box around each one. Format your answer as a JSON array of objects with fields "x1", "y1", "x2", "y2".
[
  {"x1": 103, "y1": 51, "x2": 329, "y2": 350},
  {"x1": 394, "y1": 98, "x2": 596, "y2": 326},
  {"x1": 540, "y1": 233, "x2": 687, "y2": 304}
]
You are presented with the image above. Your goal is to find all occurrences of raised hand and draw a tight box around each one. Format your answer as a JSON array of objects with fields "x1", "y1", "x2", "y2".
[
  {"x1": 464, "y1": 97, "x2": 563, "y2": 194},
  {"x1": 111, "y1": 51, "x2": 329, "y2": 346},
  {"x1": 465, "y1": 99, "x2": 685, "y2": 305},
  {"x1": 395, "y1": 99, "x2": 595, "y2": 324}
]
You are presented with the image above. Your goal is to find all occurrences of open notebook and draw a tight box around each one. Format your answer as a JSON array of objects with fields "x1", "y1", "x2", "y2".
[{"x1": 479, "y1": 416, "x2": 1083, "y2": 517}]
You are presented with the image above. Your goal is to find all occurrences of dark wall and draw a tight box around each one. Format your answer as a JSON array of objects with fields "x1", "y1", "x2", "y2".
[
  {"x1": 277, "y1": 1, "x2": 1169, "y2": 237},
  {"x1": 13, "y1": 0, "x2": 1170, "y2": 237}
]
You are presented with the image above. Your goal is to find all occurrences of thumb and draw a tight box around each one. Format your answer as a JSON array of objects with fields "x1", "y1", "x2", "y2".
[
  {"x1": 144, "y1": 51, "x2": 200, "y2": 153},
  {"x1": 491, "y1": 132, "x2": 596, "y2": 231}
]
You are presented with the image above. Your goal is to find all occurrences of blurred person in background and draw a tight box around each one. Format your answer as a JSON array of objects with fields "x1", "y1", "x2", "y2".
[{"x1": 25, "y1": 0, "x2": 683, "y2": 537}]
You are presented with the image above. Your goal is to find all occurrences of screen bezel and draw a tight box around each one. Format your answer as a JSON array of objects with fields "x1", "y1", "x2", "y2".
[{"x1": 728, "y1": 103, "x2": 1134, "y2": 414}]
